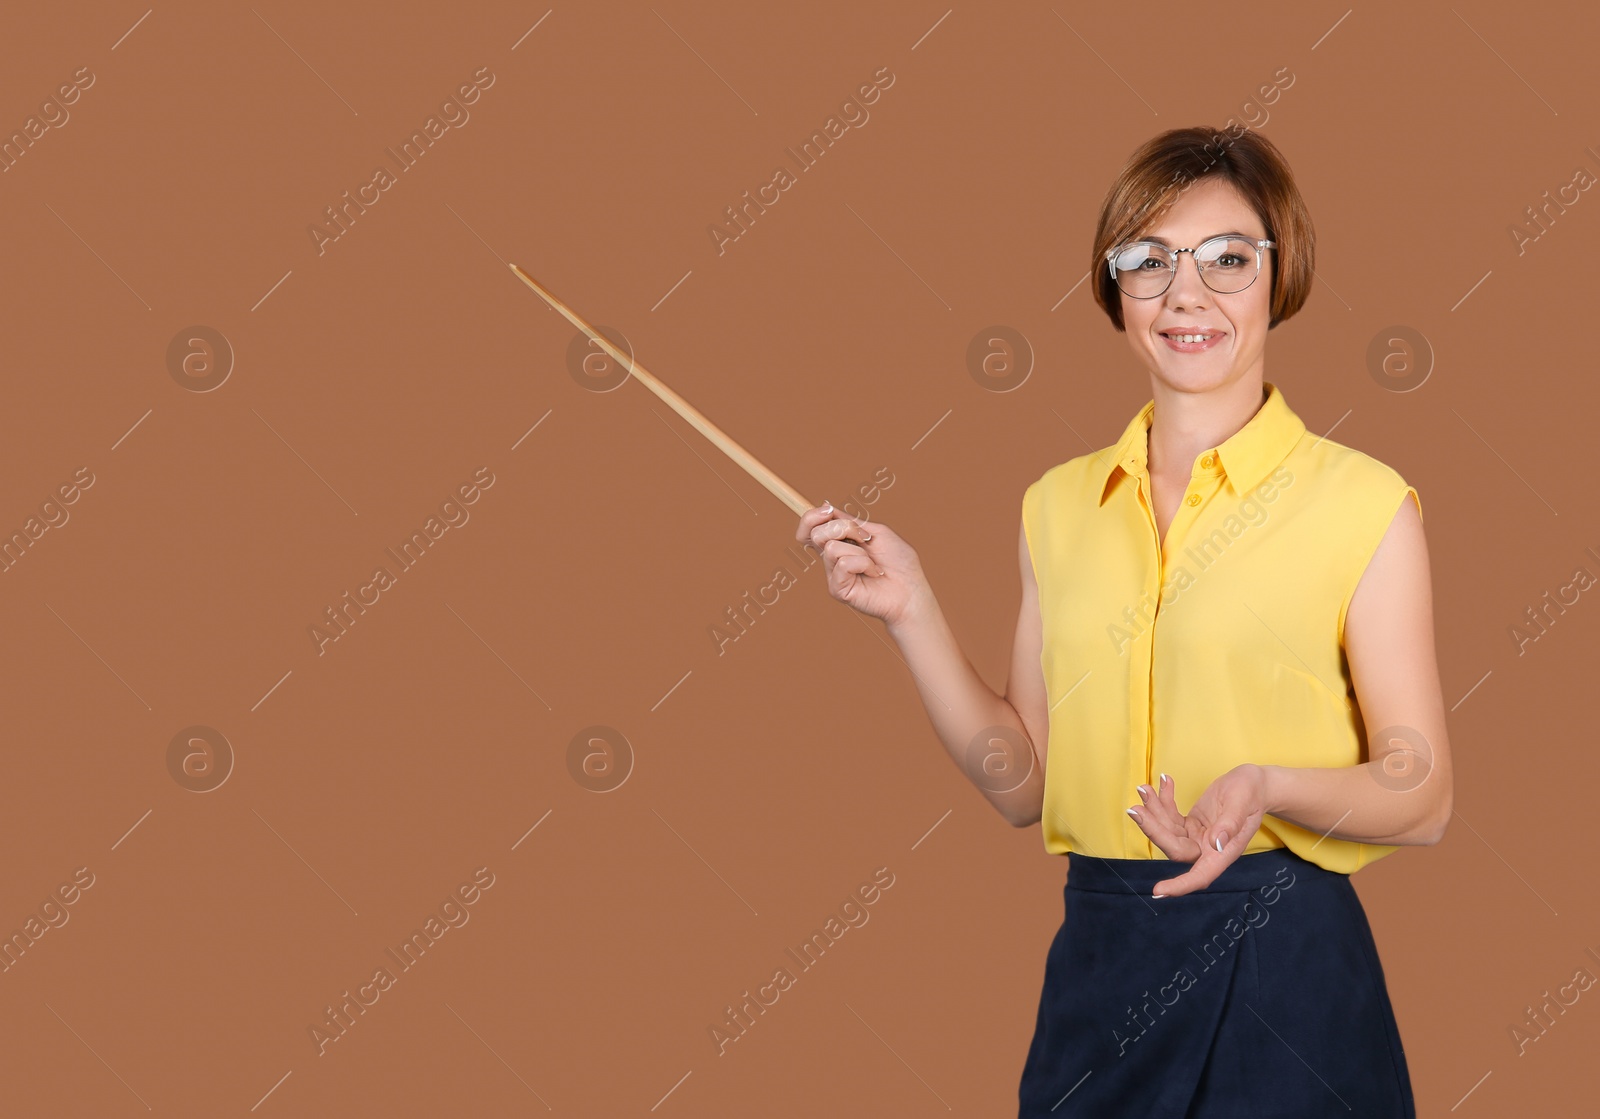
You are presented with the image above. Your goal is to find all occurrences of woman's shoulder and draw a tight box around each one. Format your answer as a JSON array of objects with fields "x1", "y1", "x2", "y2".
[
  {"x1": 1285, "y1": 435, "x2": 1419, "y2": 527},
  {"x1": 1289, "y1": 434, "x2": 1413, "y2": 493},
  {"x1": 1024, "y1": 447, "x2": 1119, "y2": 498}
]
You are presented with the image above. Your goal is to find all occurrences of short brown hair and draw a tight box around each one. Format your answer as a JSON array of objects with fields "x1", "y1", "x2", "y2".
[{"x1": 1089, "y1": 126, "x2": 1315, "y2": 332}]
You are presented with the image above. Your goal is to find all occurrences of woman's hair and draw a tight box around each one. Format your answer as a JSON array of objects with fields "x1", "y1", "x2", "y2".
[{"x1": 1090, "y1": 126, "x2": 1315, "y2": 332}]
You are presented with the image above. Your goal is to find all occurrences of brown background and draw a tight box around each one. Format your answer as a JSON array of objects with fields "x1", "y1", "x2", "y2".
[{"x1": 1, "y1": 1, "x2": 1596, "y2": 1115}]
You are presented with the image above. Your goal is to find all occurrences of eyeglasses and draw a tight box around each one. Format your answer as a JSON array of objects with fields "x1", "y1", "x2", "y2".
[{"x1": 1106, "y1": 235, "x2": 1275, "y2": 299}]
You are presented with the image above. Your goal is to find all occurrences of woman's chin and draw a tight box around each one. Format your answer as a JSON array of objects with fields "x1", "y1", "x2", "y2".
[{"x1": 1147, "y1": 360, "x2": 1235, "y2": 392}]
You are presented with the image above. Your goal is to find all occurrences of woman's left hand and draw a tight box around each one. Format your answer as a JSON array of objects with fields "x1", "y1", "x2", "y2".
[{"x1": 1127, "y1": 765, "x2": 1271, "y2": 897}]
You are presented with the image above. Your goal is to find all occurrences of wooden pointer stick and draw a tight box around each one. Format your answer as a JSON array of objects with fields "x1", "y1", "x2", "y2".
[{"x1": 508, "y1": 262, "x2": 815, "y2": 517}]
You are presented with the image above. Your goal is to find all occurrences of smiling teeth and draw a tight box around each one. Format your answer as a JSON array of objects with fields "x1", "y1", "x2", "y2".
[{"x1": 1167, "y1": 333, "x2": 1213, "y2": 343}]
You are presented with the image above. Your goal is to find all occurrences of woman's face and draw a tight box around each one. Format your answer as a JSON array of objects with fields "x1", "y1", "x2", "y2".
[{"x1": 1117, "y1": 176, "x2": 1273, "y2": 395}]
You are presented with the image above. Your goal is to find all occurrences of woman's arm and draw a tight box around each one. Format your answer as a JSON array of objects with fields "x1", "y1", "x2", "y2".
[
  {"x1": 1259, "y1": 493, "x2": 1453, "y2": 846},
  {"x1": 883, "y1": 518, "x2": 1051, "y2": 828},
  {"x1": 796, "y1": 504, "x2": 1050, "y2": 828}
]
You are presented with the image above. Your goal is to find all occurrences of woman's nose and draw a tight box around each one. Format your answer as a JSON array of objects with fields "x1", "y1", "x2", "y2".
[{"x1": 1166, "y1": 251, "x2": 1211, "y2": 303}]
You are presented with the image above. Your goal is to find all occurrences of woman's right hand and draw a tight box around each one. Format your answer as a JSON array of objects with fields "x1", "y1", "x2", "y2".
[{"x1": 795, "y1": 502, "x2": 932, "y2": 629}]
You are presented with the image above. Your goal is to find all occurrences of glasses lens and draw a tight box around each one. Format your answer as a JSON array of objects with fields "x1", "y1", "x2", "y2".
[
  {"x1": 1194, "y1": 237, "x2": 1262, "y2": 294},
  {"x1": 1111, "y1": 242, "x2": 1172, "y2": 298},
  {"x1": 1110, "y1": 237, "x2": 1264, "y2": 297}
]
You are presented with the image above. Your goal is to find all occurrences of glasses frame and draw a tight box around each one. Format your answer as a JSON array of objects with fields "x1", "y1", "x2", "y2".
[{"x1": 1106, "y1": 236, "x2": 1276, "y2": 299}]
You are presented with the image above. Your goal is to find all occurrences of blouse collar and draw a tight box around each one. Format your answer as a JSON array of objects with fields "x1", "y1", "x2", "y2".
[{"x1": 1097, "y1": 380, "x2": 1307, "y2": 505}]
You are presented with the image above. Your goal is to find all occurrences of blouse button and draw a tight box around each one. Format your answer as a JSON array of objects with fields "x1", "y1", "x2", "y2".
[
  {"x1": 1185, "y1": 493, "x2": 1201, "y2": 506},
  {"x1": 1200, "y1": 455, "x2": 1214, "y2": 468}
]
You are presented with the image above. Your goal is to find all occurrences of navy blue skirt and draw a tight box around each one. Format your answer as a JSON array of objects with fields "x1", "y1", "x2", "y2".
[{"x1": 1017, "y1": 847, "x2": 1415, "y2": 1118}]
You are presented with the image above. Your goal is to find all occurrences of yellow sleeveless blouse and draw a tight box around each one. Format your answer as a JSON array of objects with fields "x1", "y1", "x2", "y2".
[{"x1": 1020, "y1": 381, "x2": 1421, "y2": 873}]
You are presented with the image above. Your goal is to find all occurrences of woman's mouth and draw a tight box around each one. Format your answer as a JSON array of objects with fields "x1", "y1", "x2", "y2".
[{"x1": 1159, "y1": 330, "x2": 1225, "y2": 353}]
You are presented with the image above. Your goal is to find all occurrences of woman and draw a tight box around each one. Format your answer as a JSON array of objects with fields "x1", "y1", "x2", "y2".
[{"x1": 793, "y1": 127, "x2": 1451, "y2": 1117}]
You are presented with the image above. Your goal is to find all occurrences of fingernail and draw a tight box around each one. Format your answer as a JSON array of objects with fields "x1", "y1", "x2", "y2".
[
  {"x1": 821, "y1": 500, "x2": 832, "y2": 513},
  {"x1": 1126, "y1": 807, "x2": 1140, "y2": 821},
  {"x1": 1160, "y1": 773, "x2": 1170, "y2": 787},
  {"x1": 1213, "y1": 836, "x2": 1224, "y2": 852},
  {"x1": 1153, "y1": 892, "x2": 1168, "y2": 898},
  {"x1": 861, "y1": 532, "x2": 873, "y2": 542}
]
